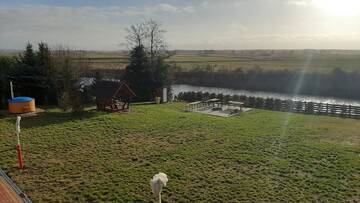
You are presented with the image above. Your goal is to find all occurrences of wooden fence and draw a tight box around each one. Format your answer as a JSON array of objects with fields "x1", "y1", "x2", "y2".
[
  {"x1": 248, "y1": 98, "x2": 360, "y2": 119},
  {"x1": 177, "y1": 91, "x2": 360, "y2": 119}
]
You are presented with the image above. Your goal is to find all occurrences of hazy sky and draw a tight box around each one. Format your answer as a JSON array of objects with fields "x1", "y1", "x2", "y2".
[{"x1": 1, "y1": 0, "x2": 360, "y2": 50}]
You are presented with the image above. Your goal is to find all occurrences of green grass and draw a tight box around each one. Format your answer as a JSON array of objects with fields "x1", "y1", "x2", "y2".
[{"x1": 0, "y1": 103, "x2": 359, "y2": 202}]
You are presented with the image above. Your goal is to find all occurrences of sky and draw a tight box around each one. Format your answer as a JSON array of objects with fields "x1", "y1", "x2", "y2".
[{"x1": 1, "y1": 0, "x2": 360, "y2": 50}]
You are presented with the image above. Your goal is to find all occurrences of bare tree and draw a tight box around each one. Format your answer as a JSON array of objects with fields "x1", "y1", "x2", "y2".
[
  {"x1": 125, "y1": 19, "x2": 167, "y2": 65},
  {"x1": 125, "y1": 23, "x2": 146, "y2": 48},
  {"x1": 145, "y1": 19, "x2": 167, "y2": 65}
]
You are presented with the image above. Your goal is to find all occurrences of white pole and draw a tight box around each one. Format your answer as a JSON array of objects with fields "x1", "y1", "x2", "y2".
[
  {"x1": 10, "y1": 81, "x2": 14, "y2": 99},
  {"x1": 15, "y1": 116, "x2": 25, "y2": 169},
  {"x1": 16, "y1": 116, "x2": 21, "y2": 145}
]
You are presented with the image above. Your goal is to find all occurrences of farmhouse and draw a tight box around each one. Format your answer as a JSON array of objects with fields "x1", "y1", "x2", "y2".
[{"x1": 94, "y1": 80, "x2": 136, "y2": 112}]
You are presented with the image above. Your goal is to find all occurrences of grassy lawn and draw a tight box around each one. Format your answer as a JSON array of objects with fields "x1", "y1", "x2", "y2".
[{"x1": 0, "y1": 103, "x2": 359, "y2": 202}]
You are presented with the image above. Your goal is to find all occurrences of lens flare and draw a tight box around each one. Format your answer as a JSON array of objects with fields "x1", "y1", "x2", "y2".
[{"x1": 313, "y1": 0, "x2": 360, "y2": 17}]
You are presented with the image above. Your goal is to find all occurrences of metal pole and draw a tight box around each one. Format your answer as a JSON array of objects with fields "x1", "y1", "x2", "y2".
[{"x1": 10, "y1": 80, "x2": 14, "y2": 99}]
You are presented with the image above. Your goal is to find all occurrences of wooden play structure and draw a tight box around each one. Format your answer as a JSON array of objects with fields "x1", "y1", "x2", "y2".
[{"x1": 95, "y1": 80, "x2": 136, "y2": 112}]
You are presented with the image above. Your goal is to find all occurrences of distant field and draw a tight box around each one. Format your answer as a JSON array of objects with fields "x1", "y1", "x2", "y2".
[
  {"x1": 0, "y1": 103, "x2": 359, "y2": 202},
  {"x1": 80, "y1": 50, "x2": 360, "y2": 73},
  {"x1": 3, "y1": 49, "x2": 360, "y2": 72}
]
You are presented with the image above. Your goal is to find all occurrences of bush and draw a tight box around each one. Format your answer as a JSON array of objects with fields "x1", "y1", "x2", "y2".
[
  {"x1": 255, "y1": 97, "x2": 264, "y2": 108},
  {"x1": 248, "y1": 97, "x2": 256, "y2": 107},
  {"x1": 265, "y1": 98, "x2": 274, "y2": 109},
  {"x1": 274, "y1": 99, "x2": 282, "y2": 111}
]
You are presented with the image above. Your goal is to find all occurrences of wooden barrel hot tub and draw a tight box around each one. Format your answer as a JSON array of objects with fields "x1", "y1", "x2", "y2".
[{"x1": 8, "y1": 97, "x2": 36, "y2": 114}]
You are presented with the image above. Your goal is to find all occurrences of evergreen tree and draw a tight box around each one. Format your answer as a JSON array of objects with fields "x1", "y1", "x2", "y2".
[
  {"x1": 124, "y1": 45, "x2": 154, "y2": 101},
  {"x1": 124, "y1": 20, "x2": 171, "y2": 102},
  {"x1": 152, "y1": 55, "x2": 170, "y2": 89},
  {"x1": 37, "y1": 42, "x2": 51, "y2": 75},
  {"x1": 37, "y1": 42, "x2": 57, "y2": 104},
  {"x1": 21, "y1": 43, "x2": 36, "y2": 67},
  {"x1": 0, "y1": 56, "x2": 17, "y2": 108}
]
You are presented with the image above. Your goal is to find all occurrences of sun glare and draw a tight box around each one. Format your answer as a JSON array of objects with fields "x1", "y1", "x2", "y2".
[{"x1": 313, "y1": 0, "x2": 360, "y2": 17}]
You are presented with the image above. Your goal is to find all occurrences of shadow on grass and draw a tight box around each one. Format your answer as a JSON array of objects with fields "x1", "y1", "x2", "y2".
[{"x1": 5, "y1": 110, "x2": 106, "y2": 129}]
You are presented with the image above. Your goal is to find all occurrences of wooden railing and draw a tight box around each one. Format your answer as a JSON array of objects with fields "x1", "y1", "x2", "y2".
[
  {"x1": 180, "y1": 92, "x2": 360, "y2": 119},
  {"x1": 243, "y1": 98, "x2": 360, "y2": 118}
]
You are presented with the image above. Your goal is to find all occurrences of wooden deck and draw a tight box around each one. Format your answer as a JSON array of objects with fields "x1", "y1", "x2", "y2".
[{"x1": 0, "y1": 170, "x2": 31, "y2": 203}]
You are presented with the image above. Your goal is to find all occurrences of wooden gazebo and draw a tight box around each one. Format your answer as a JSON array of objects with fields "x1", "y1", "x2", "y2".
[{"x1": 94, "y1": 80, "x2": 136, "y2": 112}]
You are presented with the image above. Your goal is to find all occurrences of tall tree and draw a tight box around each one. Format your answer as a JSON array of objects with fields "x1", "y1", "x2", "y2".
[
  {"x1": 37, "y1": 42, "x2": 51, "y2": 74},
  {"x1": 145, "y1": 20, "x2": 166, "y2": 65},
  {"x1": 21, "y1": 43, "x2": 36, "y2": 67},
  {"x1": 126, "y1": 23, "x2": 146, "y2": 48},
  {"x1": 0, "y1": 56, "x2": 17, "y2": 108},
  {"x1": 37, "y1": 42, "x2": 56, "y2": 103},
  {"x1": 51, "y1": 47, "x2": 90, "y2": 112},
  {"x1": 124, "y1": 20, "x2": 171, "y2": 101},
  {"x1": 125, "y1": 19, "x2": 168, "y2": 64},
  {"x1": 124, "y1": 45, "x2": 153, "y2": 101}
]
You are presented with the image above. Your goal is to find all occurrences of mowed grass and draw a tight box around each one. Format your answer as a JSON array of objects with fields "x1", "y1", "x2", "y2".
[{"x1": 0, "y1": 103, "x2": 359, "y2": 202}]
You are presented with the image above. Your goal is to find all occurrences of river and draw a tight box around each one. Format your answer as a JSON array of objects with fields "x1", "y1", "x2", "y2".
[{"x1": 172, "y1": 84, "x2": 360, "y2": 106}]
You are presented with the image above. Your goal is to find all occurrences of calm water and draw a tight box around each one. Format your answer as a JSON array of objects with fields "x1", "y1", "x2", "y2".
[{"x1": 172, "y1": 84, "x2": 360, "y2": 106}]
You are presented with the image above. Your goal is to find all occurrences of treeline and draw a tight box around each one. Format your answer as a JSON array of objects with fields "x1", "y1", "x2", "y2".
[
  {"x1": 0, "y1": 43, "x2": 91, "y2": 111},
  {"x1": 174, "y1": 67, "x2": 360, "y2": 100}
]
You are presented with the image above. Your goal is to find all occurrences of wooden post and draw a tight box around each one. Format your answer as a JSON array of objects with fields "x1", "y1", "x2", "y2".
[
  {"x1": 326, "y1": 103, "x2": 329, "y2": 114},
  {"x1": 349, "y1": 105, "x2": 352, "y2": 117}
]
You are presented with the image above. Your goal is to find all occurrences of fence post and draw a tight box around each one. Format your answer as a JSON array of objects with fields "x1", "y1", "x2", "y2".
[
  {"x1": 326, "y1": 103, "x2": 328, "y2": 114},
  {"x1": 349, "y1": 105, "x2": 352, "y2": 117}
]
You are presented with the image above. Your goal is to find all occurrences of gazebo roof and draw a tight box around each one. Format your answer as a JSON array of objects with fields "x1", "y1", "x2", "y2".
[{"x1": 94, "y1": 80, "x2": 136, "y2": 100}]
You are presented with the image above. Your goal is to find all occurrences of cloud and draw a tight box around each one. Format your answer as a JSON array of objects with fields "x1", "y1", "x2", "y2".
[
  {"x1": 0, "y1": 3, "x2": 195, "y2": 19},
  {"x1": 0, "y1": 3, "x2": 195, "y2": 49},
  {"x1": 287, "y1": 0, "x2": 311, "y2": 6},
  {"x1": 117, "y1": 4, "x2": 195, "y2": 16},
  {"x1": 153, "y1": 4, "x2": 195, "y2": 13},
  {"x1": 1, "y1": 1, "x2": 360, "y2": 50}
]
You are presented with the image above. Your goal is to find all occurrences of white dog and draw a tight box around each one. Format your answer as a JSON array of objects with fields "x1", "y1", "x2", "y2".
[{"x1": 150, "y1": 172, "x2": 168, "y2": 203}]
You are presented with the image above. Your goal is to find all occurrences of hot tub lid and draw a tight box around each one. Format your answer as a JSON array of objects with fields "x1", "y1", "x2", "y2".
[{"x1": 8, "y1": 97, "x2": 34, "y2": 104}]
